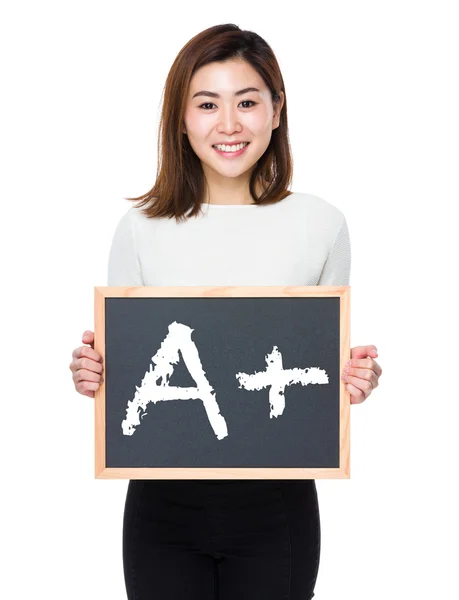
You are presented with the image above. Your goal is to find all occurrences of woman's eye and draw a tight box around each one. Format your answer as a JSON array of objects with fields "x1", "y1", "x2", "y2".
[{"x1": 199, "y1": 100, "x2": 257, "y2": 110}]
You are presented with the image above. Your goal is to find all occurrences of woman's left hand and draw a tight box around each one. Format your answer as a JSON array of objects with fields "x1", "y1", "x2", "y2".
[{"x1": 342, "y1": 345, "x2": 382, "y2": 405}]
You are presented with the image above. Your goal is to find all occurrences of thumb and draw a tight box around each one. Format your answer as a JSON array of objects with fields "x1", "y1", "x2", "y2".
[
  {"x1": 350, "y1": 345, "x2": 378, "y2": 359},
  {"x1": 82, "y1": 330, "x2": 94, "y2": 344}
]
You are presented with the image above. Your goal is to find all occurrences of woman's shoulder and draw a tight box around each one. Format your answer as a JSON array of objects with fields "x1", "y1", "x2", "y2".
[
  {"x1": 121, "y1": 203, "x2": 163, "y2": 228},
  {"x1": 285, "y1": 191, "x2": 346, "y2": 224}
]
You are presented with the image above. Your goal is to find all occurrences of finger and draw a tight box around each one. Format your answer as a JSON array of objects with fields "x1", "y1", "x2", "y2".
[
  {"x1": 76, "y1": 356, "x2": 104, "y2": 377},
  {"x1": 354, "y1": 358, "x2": 382, "y2": 378},
  {"x1": 342, "y1": 367, "x2": 378, "y2": 389},
  {"x1": 347, "y1": 357, "x2": 380, "y2": 375},
  {"x1": 351, "y1": 345, "x2": 378, "y2": 359},
  {"x1": 342, "y1": 374, "x2": 373, "y2": 400},
  {"x1": 365, "y1": 346, "x2": 378, "y2": 356},
  {"x1": 372, "y1": 360, "x2": 383, "y2": 378},
  {"x1": 345, "y1": 381, "x2": 366, "y2": 404},
  {"x1": 74, "y1": 368, "x2": 104, "y2": 384},
  {"x1": 82, "y1": 330, "x2": 95, "y2": 349},
  {"x1": 77, "y1": 380, "x2": 101, "y2": 395},
  {"x1": 73, "y1": 345, "x2": 103, "y2": 365}
]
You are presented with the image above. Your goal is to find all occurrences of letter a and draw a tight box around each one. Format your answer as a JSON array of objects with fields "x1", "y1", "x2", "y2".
[{"x1": 121, "y1": 321, "x2": 228, "y2": 440}]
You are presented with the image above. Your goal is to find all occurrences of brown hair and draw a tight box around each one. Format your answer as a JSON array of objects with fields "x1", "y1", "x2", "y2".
[{"x1": 125, "y1": 23, "x2": 294, "y2": 222}]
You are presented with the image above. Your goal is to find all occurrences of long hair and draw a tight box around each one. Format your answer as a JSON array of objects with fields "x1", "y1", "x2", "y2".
[{"x1": 125, "y1": 23, "x2": 294, "y2": 221}]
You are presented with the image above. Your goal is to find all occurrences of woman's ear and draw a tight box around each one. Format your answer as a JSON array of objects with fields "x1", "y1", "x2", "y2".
[{"x1": 273, "y1": 91, "x2": 285, "y2": 130}]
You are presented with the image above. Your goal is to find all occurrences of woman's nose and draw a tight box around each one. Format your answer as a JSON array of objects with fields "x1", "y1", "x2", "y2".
[{"x1": 218, "y1": 108, "x2": 242, "y2": 133}]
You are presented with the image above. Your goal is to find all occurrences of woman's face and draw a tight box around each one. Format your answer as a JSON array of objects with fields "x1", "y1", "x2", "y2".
[{"x1": 183, "y1": 59, "x2": 284, "y2": 181}]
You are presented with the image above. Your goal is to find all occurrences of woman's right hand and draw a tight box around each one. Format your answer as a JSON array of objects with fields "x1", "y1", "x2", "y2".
[{"x1": 69, "y1": 330, "x2": 104, "y2": 398}]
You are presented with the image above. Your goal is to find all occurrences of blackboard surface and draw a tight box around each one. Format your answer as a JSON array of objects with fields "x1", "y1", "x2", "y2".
[{"x1": 104, "y1": 295, "x2": 341, "y2": 470}]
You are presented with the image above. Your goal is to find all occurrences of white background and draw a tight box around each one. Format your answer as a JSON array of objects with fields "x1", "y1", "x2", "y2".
[{"x1": 1, "y1": 1, "x2": 458, "y2": 598}]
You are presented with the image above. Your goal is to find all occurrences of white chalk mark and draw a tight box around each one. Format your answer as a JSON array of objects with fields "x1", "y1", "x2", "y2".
[
  {"x1": 235, "y1": 346, "x2": 329, "y2": 418},
  {"x1": 121, "y1": 321, "x2": 228, "y2": 440}
]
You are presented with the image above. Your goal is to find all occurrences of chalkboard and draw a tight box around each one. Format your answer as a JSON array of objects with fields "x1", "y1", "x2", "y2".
[{"x1": 94, "y1": 286, "x2": 350, "y2": 479}]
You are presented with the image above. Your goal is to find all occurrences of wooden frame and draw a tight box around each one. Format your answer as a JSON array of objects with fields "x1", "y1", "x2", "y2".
[{"x1": 94, "y1": 285, "x2": 351, "y2": 479}]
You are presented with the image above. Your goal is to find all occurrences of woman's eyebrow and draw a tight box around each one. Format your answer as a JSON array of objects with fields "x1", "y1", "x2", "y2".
[{"x1": 192, "y1": 87, "x2": 261, "y2": 99}]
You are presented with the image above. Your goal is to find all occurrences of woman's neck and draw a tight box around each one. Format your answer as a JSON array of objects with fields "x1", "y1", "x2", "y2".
[{"x1": 202, "y1": 177, "x2": 264, "y2": 206}]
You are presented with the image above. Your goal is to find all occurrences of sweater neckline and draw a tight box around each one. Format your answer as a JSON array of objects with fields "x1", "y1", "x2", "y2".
[
  {"x1": 202, "y1": 202, "x2": 259, "y2": 208},
  {"x1": 201, "y1": 192, "x2": 296, "y2": 208}
]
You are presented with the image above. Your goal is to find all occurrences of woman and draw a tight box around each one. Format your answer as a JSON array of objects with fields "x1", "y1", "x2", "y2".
[{"x1": 69, "y1": 23, "x2": 382, "y2": 600}]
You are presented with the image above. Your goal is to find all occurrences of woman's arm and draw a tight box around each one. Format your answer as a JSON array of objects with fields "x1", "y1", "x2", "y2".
[
  {"x1": 318, "y1": 215, "x2": 351, "y2": 286},
  {"x1": 318, "y1": 214, "x2": 382, "y2": 403}
]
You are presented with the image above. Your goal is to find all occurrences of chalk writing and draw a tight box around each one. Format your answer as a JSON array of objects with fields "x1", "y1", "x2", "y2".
[{"x1": 121, "y1": 321, "x2": 329, "y2": 439}]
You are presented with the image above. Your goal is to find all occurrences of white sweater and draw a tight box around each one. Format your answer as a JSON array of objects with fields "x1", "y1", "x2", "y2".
[{"x1": 107, "y1": 192, "x2": 350, "y2": 288}]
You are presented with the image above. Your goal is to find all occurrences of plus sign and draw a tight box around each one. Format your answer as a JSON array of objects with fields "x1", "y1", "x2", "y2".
[{"x1": 235, "y1": 346, "x2": 329, "y2": 418}]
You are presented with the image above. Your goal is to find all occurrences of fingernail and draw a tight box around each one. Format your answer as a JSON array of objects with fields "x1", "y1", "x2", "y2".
[{"x1": 346, "y1": 360, "x2": 351, "y2": 366}]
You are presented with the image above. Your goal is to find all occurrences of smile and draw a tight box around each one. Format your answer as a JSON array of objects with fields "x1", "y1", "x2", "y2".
[{"x1": 212, "y1": 142, "x2": 250, "y2": 158}]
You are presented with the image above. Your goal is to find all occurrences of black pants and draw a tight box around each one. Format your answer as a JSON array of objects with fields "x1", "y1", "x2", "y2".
[{"x1": 122, "y1": 479, "x2": 320, "y2": 599}]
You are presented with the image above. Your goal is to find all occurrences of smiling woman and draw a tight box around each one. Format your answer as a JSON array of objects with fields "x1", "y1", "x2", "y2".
[
  {"x1": 116, "y1": 26, "x2": 325, "y2": 600},
  {"x1": 70, "y1": 20, "x2": 382, "y2": 600},
  {"x1": 124, "y1": 25, "x2": 292, "y2": 215}
]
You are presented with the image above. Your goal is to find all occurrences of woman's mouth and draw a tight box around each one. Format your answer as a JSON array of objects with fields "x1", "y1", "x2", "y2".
[{"x1": 212, "y1": 142, "x2": 250, "y2": 158}]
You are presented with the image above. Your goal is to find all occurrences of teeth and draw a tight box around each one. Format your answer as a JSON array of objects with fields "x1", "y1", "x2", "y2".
[{"x1": 213, "y1": 142, "x2": 249, "y2": 152}]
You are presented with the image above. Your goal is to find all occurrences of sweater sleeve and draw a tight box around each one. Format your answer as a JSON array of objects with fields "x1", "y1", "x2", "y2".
[
  {"x1": 107, "y1": 208, "x2": 144, "y2": 286},
  {"x1": 318, "y1": 215, "x2": 351, "y2": 286}
]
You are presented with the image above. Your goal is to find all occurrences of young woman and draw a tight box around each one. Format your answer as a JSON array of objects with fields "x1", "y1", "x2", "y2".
[{"x1": 69, "y1": 23, "x2": 382, "y2": 600}]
